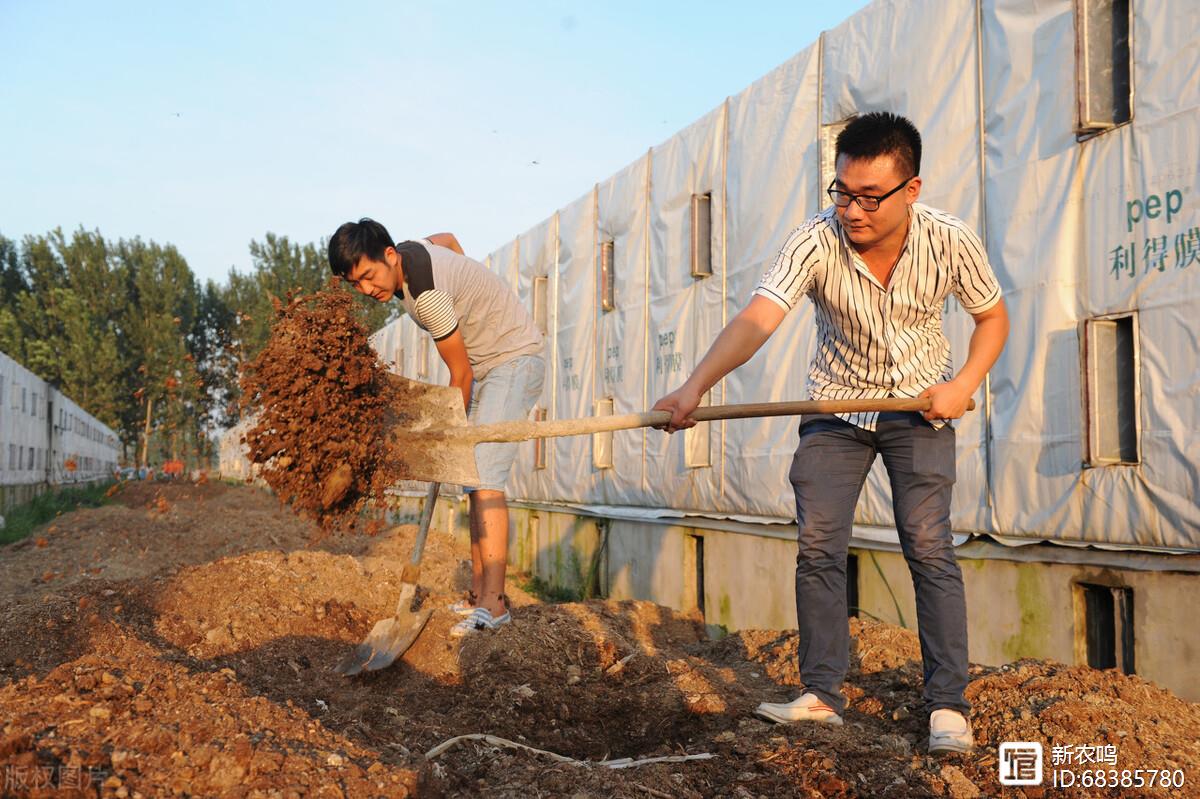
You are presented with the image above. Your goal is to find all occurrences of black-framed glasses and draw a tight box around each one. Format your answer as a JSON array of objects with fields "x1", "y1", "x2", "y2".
[{"x1": 827, "y1": 176, "x2": 915, "y2": 211}]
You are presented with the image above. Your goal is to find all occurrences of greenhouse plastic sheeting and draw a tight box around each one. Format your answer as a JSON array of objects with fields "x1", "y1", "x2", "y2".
[
  {"x1": 368, "y1": 320, "x2": 403, "y2": 376},
  {"x1": 52, "y1": 391, "x2": 120, "y2": 484},
  {"x1": 364, "y1": 0, "x2": 1200, "y2": 552},
  {"x1": 507, "y1": 215, "x2": 556, "y2": 502},
  {"x1": 594, "y1": 155, "x2": 652, "y2": 506},
  {"x1": 485, "y1": 240, "x2": 520, "y2": 291},
  {"x1": 550, "y1": 191, "x2": 599, "y2": 503},
  {"x1": 218, "y1": 416, "x2": 257, "y2": 483},
  {"x1": 984, "y1": 0, "x2": 1200, "y2": 549},
  {"x1": 721, "y1": 45, "x2": 823, "y2": 520},
  {"x1": 1, "y1": 350, "x2": 119, "y2": 486},
  {"x1": 644, "y1": 103, "x2": 727, "y2": 512}
]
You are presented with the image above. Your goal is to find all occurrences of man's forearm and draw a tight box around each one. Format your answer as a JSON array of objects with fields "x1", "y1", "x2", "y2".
[
  {"x1": 449, "y1": 371, "x2": 474, "y2": 411},
  {"x1": 953, "y1": 315, "x2": 1008, "y2": 394},
  {"x1": 685, "y1": 312, "x2": 774, "y2": 395}
]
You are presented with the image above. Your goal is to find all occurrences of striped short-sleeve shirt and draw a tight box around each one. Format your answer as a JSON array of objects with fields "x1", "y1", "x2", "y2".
[
  {"x1": 396, "y1": 240, "x2": 543, "y2": 379},
  {"x1": 754, "y1": 203, "x2": 1002, "y2": 430}
]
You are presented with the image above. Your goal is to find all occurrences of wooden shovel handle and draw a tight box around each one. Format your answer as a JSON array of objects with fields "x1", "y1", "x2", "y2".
[
  {"x1": 406, "y1": 480, "x2": 440, "y2": 572},
  {"x1": 690, "y1": 397, "x2": 975, "y2": 421},
  {"x1": 462, "y1": 397, "x2": 975, "y2": 444}
]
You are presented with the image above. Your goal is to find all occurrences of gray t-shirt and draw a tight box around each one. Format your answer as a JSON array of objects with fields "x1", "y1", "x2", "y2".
[{"x1": 396, "y1": 240, "x2": 543, "y2": 379}]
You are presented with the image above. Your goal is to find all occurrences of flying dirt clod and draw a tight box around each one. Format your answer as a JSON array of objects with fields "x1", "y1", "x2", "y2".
[{"x1": 239, "y1": 285, "x2": 409, "y2": 534}]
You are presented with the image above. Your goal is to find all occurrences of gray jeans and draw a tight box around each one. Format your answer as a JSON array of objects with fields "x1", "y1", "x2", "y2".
[{"x1": 788, "y1": 412, "x2": 969, "y2": 716}]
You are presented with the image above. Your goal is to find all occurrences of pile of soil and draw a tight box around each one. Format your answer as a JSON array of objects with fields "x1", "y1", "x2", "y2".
[
  {"x1": 239, "y1": 287, "x2": 409, "y2": 533},
  {"x1": 1, "y1": 482, "x2": 1197, "y2": 798}
]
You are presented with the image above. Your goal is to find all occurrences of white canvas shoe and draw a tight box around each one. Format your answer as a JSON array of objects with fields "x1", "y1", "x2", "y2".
[
  {"x1": 928, "y1": 708, "x2": 974, "y2": 754},
  {"x1": 449, "y1": 591, "x2": 478, "y2": 616},
  {"x1": 754, "y1": 692, "x2": 844, "y2": 725},
  {"x1": 450, "y1": 607, "x2": 512, "y2": 638}
]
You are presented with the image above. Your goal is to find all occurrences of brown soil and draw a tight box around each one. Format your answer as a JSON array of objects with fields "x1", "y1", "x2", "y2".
[
  {"x1": 1, "y1": 481, "x2": 1197, "y2": 798},
  {"x1": 239, "y1": 287, "x2": 411, "y2": 534}
]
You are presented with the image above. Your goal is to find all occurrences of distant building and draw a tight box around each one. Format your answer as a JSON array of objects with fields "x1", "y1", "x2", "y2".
[{"x1": 0, "y1": 350, "x2": 119, "y2": 511}]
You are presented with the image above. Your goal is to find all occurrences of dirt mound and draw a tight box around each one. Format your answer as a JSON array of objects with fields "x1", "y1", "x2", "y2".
[
  {"x1": 0, "y1": 619, "x2": 419, "y2": 798},
  {"x1": 714, "y1": 617, "x2": 924, "y2": 690},
  {"x1": 0, "y1": 481, "x2": 314, "y2": 615},
  {"x1": 455, "y1": 600, "x2": 747, "y2": 760},
  {"x1": 239, "y1": 286, "x2": 409, "y2": 533},
  {"x1": 1, "y1": 483, "x2": 1198, "y2": 798},
  {"x1": 966, "y1": 660, "x2": 1200, "y2": 793}
]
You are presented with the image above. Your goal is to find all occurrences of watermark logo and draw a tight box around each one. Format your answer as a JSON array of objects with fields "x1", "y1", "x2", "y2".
[
  {"x1": 999, "y1": 742, "x2": 1044, "y2": 786},
  {"x1": 3, "y1": 765, "x2": 106, "y2": 791},
  {"x1": 998, "y1": 740, "x2": 1187, "y2": 790}
]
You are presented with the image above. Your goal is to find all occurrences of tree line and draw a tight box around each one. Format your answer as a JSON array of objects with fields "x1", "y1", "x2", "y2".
[{"x1": 0, "y1": 228, "x2": 395, "y2": 467}]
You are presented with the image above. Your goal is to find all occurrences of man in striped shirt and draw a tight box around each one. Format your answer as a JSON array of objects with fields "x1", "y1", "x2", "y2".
[
  {"x1": 329, "y1": 219, "x2": 545, "y2": 638},
  {"x1": 653, "y1": 112, "x2": 1008, "y2": 754}
]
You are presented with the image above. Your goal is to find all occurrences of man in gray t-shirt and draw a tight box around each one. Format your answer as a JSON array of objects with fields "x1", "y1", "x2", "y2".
[{"x1": 329, "y1": 218, "x2": 545, "y2": 638}]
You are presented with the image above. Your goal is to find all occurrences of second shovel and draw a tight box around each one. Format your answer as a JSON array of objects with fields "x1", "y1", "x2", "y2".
[{"x1": 334, "y1": 480, "x2": 440, "y2": 676}]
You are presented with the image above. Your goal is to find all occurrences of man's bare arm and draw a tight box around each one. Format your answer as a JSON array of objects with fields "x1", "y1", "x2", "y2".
[
  {"x1": 651, "y1": 295, "x2": 787, "y2": 432},
  {"x1": 426, "y1": 232, "x2": 464, "y2": 255},
  {"x1": 434, "y1": 329, "x2": 474, "y2": 410},
  {"x1": 921, "y1": 298, "x2": 1009, "y2": 420}
]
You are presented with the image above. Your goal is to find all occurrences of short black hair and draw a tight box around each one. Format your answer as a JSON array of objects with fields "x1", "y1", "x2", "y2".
[
  {"x1": 327, "y1": 218, "x2": 394, "y2": 277},
  {"x1": 835, "y1": 112, "x2": 922, "y2": 178}
]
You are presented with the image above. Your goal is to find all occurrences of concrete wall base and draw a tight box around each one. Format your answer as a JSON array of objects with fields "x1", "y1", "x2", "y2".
[
  {"x1": 501, "y1": 502, "x2": 1200, "y2": 704},
  {"x1": 0, "y1": 482, "x2": 50, "y2": 515}
]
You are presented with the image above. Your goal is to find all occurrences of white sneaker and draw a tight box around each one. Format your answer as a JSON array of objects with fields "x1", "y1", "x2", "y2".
[
  {"x1": 928, "y1": 708, "x2": 974, "y2": 753},
  {"x1": 451, "y1": 593, "x2": 510, "y2": 616},
  {"x1": 450, "y1": 607, "x2": 511, "y2": 638},
  {"x1": 449, "y1": 591, "x2": 478, "y2": 616},
  {"x1": 754, "y1": 692, "x2": 844, "y2": 725}
]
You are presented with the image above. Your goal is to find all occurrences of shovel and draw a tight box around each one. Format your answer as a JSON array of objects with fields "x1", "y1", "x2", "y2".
[
  {"x1": 334, "y1": 480, "x2": 440, "y2": 676},
  {"x1": 381, "y1": 374, "x2": 974, "y2": 487}
]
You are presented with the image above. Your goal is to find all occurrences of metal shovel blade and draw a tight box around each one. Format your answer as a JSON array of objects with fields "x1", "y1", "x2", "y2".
[
  {"x1": 335, "y1": 579, "x2": 432, "y2": 676},
  {"x1": 384, "y1": 430, "x2": 482, "y2": 488},
  {"x1": 381, "y1": 374, "x2": 483, "y2": 487},
  {"x1": 334, "y1": 606, "x2": 434, "y2": 676},
  {"x1": 335, "y1": 481, "x2": 443, "y2": 676}
]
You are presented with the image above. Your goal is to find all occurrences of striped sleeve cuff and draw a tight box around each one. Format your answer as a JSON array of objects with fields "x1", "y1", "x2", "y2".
[
  {"x1": 753, "y1": 286, "x2": 793, "y2": 312},
  {"x1": 414, "y1": 290, "x2": 459, "y2": 340},
  {"x1": 959, "y1": 285, "x2": 1002, "y2": 315}
]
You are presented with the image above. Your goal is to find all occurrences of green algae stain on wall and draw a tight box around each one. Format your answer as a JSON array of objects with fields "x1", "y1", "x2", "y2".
[
  {"x1": 718, "y1": 592, "x2": 733, "y2": 628},
  {"x1": 1001, "y1": 563, "x2": 1052, "y2": 661},
  {"x1": 512, "y1": 512, "x2": 532, "y2": 574}
]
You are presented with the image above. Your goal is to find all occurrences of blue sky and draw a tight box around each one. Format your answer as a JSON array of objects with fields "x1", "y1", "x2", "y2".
[{"x1": 0, "y1": 1, "x2": 868, "y2": 285}]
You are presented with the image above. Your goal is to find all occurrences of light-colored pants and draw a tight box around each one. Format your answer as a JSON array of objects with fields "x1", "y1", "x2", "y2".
[{"x1": 466, "y1": 354, "x2": 546, "y2": 492}]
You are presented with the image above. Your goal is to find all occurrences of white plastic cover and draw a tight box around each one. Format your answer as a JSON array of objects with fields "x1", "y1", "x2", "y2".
[
  {"x1": 550, "y1": 190, "x2": 599, "y2": 502},
  {"x1": 218, "y1": 416, "x2": 258, "y2": 483},
  {"x1": 722, "y1": 45, "x2": 823, "y2": 519},
  {"x1": 984, "y1": 0, "x2": 1200, "y2": 549},
  {"x1": 52, "y1": 391, "x2": 120, "y2": 483},
  {"x1": 645, "y1": 103, "x2": 727, "y2": 512},
  {"x1": 595, "y1": 155, "x2": 652, "y2": 506},
  {"x1": 485, "y1": 240, "x2": 520, "y2": 290},
  {"x1": 507, "y1": 216, "x2": 556, "y2": 501}
]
